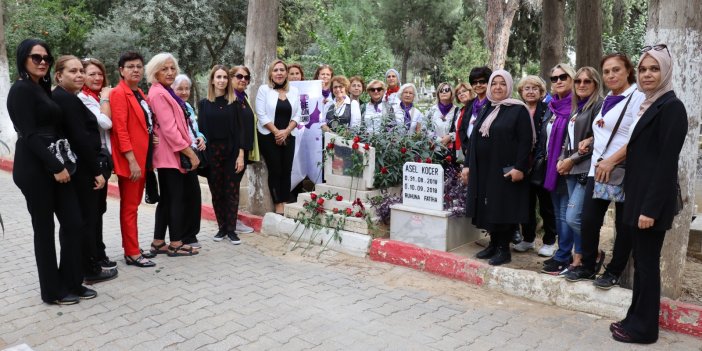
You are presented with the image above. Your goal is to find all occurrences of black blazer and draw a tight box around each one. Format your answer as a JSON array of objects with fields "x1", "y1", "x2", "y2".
[
  {"x1": 623, "y1": 91, "x2": 687, "y2": 231},
  {"x1": 532, "y1": 101, "x2": 550, "y2": 161},
  {"x1": 53, "y1": 86, "x2": 102, "y2": 177}
]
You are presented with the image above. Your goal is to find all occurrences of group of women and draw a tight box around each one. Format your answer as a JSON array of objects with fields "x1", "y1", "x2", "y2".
[{"x1": 8, "y1": 37, "x2": 687, "y2": 344}]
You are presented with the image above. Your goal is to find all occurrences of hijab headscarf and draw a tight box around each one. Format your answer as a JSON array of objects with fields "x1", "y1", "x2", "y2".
[
  {"x1": 637, "y1": 46, "x2": 673, "y2": 118},
  {"x1": 385, "y1": 68, "x2": 401, "y2": 101},
  {"x1": 478, "y1": 70, "x2": 535, "y2": 144}
]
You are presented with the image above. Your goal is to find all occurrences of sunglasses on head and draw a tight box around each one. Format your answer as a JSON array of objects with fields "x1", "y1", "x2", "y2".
[
  {"x1": 641, "y1": 44, "x2": 670, "y2": 56},
  {"x1": 234, "y1": 74, "x2": 251, "y2": 81},
  {"x1": 368, "y1": 87, "x2": 383, "y2": 92},
  {"x1": 29, "y1": 54, "x2": 53, "y2": 65},
  {"x1": 574, "y1": 78, "x2": 593, "y2": 85},
  {"x1": 470, "y1": 79, "x2": 487, "y2": 85},
  {"x1": 550, "y1": 73, "x2": 570, "y2": 83}
]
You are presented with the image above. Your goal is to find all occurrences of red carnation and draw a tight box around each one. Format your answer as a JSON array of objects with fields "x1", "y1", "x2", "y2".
[
  {"x1": 332, "y1": 208, "x2": 339, "y2": 214},
  {"x1": 353, "y1": 136, "x2": 361, "y2": 143},
  {"x1": 400, "y1": 147, "x2": 407, "y2": 154},
  {"x1": 415, "y1": 157, "x2": 422, "y2": 163},
  {"x1": 316, "y1": 206, "x2": 325, "y2": 213},
  {"x1": 326, "y1": 143, "x2": 334, "y2": 150},
  {"x1": 345, "y1": 208, "x2": 353, "y2": 216},
  {"x1": 355, "y1": 211, "x2": 363, "y2": 218},
  {"x1": 363, "y1": 143, "x2": 370, "y2": 150},
  {"x1": 445, "y1": 155, "x2": 452, "y2": 162},
  {"x1": 317, "y1": 198, "x2": 325, "y2": 205},
  {"x1": 310, "y1": 193, "x2": 317, "y2": 200},
  {"x1": 336, "y1": 195, "x2": 343, "y2": 201},
  {"x1": 352, "y1": 142, "x2": 359, "y2": 150},
  {"x1": 425, "y1": 157, "x2": 432, "y2": 163},
  {"x1": 381, "y1": 167, "x2": 388, "y2": 174}
]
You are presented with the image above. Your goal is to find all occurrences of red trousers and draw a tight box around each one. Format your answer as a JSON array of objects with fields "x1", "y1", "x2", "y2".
[{"x1": 118, "y1": 176, "x2": 145, "y2": 256}]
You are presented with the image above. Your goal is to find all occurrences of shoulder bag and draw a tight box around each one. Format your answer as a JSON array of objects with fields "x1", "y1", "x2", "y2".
[{"x1": 592, "y1": 94, "x2": 633, "y2": 202}]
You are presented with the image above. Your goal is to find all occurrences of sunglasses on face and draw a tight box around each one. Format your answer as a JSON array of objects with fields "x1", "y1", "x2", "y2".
[
  {"x1": 470, "y1": 79, "x2": 487, "y2": 85},
  {"x1": 550, "y1": 73, "x2": 570, "y2": 83},
  {"x1": 29, "y1": 54, "x2": 53, "y2": 65},
  {"x1": 368, "y1": 87, "x2": 383, "y2": 92},
  {"x1": 439, "y1": 87, "x2": 451, "y2": 93},
  {"x1": 234, "y1": 74, "x2": 251, "y2": 81},
  {"x1": 641, "y1": 44, "x2": 670, "y2": 56},
  {"x1": 574, "y1": 78, "x2": 593, "y2": 85}
]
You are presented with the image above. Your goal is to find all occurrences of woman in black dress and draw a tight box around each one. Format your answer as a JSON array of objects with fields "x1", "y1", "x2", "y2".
[
  {"x1": 7, "y1": 39, "x2": 93, "y2": 304},
  {"x1": 461, "y1": 69, "x2": 534, "y2": 266},
  {"x1": 611, "y1": 44, "x2": 687, "y2": 344}
]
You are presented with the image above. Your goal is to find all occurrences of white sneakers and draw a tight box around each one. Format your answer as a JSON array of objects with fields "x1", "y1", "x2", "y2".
[
  {"x1": 538, "y1": 244, "x2": 557, "y2": 257},
  {"x1": 513, "y1": 241, "x2": 535, "y2": 252},
  {"x1": 235, "y1": 220, "x2": 254, "y2": 234}
]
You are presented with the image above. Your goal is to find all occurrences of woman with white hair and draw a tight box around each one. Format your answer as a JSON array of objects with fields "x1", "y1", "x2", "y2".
[
  {"x1": 392, "y1": 83, "x2": 423, "y2": 134},
  {"x1": 145, "y1": 53, "x2": 200, "y2": 257}
]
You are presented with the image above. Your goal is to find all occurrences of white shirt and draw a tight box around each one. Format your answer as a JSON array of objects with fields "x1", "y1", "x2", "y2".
[
  {"x1": 362, "y1": 100, "x2": 393, "y2": 134},
  {"x1": 77, "y1": 92, "x2": 112, "y2": 153},
  {"x1": 588, "y1": 84, "x2": 645, "y2": 176},
  {"x1": 426, "y1": 104, "x2": 459, "y2": 142},
  {"x1": 393, "y1": 103, "x2": 423, "y2": 134},
  {"x1": 255, "y1": 84, "x2": 302, "y2": 135},
  {"x1": 320, "y1": 96, "x2": 362, "y2": 129}
]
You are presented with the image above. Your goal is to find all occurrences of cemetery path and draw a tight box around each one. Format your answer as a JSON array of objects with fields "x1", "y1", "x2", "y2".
[{"x1": 0, "y1": 171, "x2": 699, "y2": 350}]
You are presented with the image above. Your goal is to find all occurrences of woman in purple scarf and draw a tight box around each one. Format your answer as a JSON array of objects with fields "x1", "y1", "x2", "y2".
[
  {"x1": 426, "y1": 82, "x2": 460, "y2": 163},
  {"x1": 540, "y1": 63, "x2": 575, "y2": 275}
]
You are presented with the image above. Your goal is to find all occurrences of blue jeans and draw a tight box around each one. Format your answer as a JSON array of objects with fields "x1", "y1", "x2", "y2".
[
  {"x1": 551, "y1": 185, "x2": 575, "y2": 263},
  {"x1": 565, "y1": 175, "x2": 585, "y2": 255}
]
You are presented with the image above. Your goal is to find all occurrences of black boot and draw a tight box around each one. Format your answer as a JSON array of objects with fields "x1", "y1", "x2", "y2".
[
  {"x1": 489, "y1": 245, "x2": 512, "y2": 266},
  {"x1": 511, "y1": 228, "x2": 523, "y2": 244},
  {"x1": 476, "y1": 241, "x2": 498, "y2": 259}
]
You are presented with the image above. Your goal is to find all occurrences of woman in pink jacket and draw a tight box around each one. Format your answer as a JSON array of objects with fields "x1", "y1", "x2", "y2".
[{"x1": 145, "y1": 53, "x2": 200, "y2": 257}]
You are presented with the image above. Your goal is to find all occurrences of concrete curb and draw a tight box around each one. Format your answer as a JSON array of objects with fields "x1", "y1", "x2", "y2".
[
  {"x1": 369, "y1": 238, "x2": 702, "y2": 339},
  {"x1": 0, "y1": 157, "x2": 263, "y2": 232}
]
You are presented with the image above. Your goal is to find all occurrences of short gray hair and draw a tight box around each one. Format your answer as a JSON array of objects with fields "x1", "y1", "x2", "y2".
[
  {"x1": 173, "y1": 74, "x2": 191, "y2": 89},
  {"x1": 145, "y1": 52, "x2": 180, "y2": 84},
  {"x1": 398, "y1": 83, "x2": 417, "y2": 103}
]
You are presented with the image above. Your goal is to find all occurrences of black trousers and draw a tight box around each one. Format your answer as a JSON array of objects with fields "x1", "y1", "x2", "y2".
[
  {"x1": 14, "y1": 163, "x2": 83, "y2": 302},
  {"x1": 621, "y1": 226, "x2": 665, "y2": 342},
  {"x1": 489, "y1": 224, "x2": 517, "y2": 247},
  {"x1": 522, "y1": 183, "x2": 557, "y2": 244},
  {"x1": 207, "y1": 141, "x2": 243, "y2": 234},
  {"x1": 258, "y1": 132, "x2": 295, "y2": 204},
  {"x1": 580, "y1": 177, "x2": 631, "y2": 274},
  {"x1": 95, "y1": 185, "x2": 108, "y2": 260},
  {"x1": 153, "y1": 168, "x2": 195, "y2": 242},
  {"x1": 69, "y1": 169, "x2": 101, "y2": 274}
]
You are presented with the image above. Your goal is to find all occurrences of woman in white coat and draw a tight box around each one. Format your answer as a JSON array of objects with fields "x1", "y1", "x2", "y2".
[{"x1": 393, "y1": 83, "x2": 423, "y2": 134}]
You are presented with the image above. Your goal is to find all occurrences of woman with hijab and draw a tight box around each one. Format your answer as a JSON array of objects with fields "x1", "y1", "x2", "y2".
[
  {"x1": 461, "y1": 70, "x2": 534, "y2": 266},
  {"x1": 555, "y1": 67, "x2": 604, "y2": 275},
  {"x1": 540, "y1": 63, "x2": 576, "y2": 275},
  {"x1": 392, "y1": 83, "x2": 423, "y2": 134},
  {"x1": 8, "y1": 39, "x2": 88, "y2": 304},
  {"x1": 610, "y1": 44, "x2": 686, "y2": 344},
  {"x1": 564, "y1": 53, "x2": 645, "y2": 287},
  {"x1": 384, "y1": 68, "x2": 401, "y2": 104},
  {"x1": 514, "y1": 75, "x2": 557, "y2": 256},
  {"x1": 425, "y1": 82, "x2": 460, "y2": 161}
]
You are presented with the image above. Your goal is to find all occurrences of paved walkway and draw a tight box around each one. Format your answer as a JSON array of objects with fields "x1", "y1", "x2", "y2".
[{"x1": 0, "y1": 171, "x2": 699, "y2": 350}]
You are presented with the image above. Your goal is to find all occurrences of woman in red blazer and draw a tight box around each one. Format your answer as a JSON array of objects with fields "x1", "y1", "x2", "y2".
[{"x1": 109, "y1": 51, "x2": 157, "y2": 267}]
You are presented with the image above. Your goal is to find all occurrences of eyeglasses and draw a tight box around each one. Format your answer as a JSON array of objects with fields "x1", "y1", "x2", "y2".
[
  {"x1": 550, "y1": 73, "x2": 570, "y2": 83},
  {"x1": 470, "y1": 79, "x2": 487, "y2": 85},
  {"x1": 29, "y1": 54, "x2": 53, "y2": 65},
  {"x1": 641, "y1": 44, "x2": 670, "y2": 56},
  {"x1": 122, "y1": 64, "x2": 143, "y2": 70},
  {"x1": 439, "y1": 87, "x2": 451, "y2": 93},
  {"x1": 332, "y1": 85, "x2": 345, "y2": 90},
  {"x1": 574, "y1": 78, "x2": 593, "y2": 85},
  {"x1": 368, "y1": 87, "x2": 384, "y2": 92},
  {"x1": 234, "y1": 74, "x2": 251, "y2": 81}
]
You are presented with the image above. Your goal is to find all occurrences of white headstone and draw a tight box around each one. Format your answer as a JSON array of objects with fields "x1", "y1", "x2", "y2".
[{"x1": 402, "y1": 162, "x2": 443, "y2": 211}]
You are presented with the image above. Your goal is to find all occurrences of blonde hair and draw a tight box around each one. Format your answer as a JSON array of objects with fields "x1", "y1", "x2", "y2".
[
  {"x1": 206, "y1": 64, "x2": 235, "y2": 104},
  {"x1": 572, "y1": 66, "x2": 604, "y2": 112},
  {"x1": 53, "y1": 55, "x2": 80, "y2": 84},
  {"x1": 454, "y1": 82, "x2": 474, "y2": 104},
  {"x1": 517, "y1": 75, "x2": 547, "y2": 100},
  {"x1": 266, "y1": 59, "x2": 289, "y2": 91},
  {"x1": 435, "y1": 82, "x2": 454, "y2": 104},
  {"x1": 366, "y1": 79, "x2": 386, "y2": 91},
  {"x1": 145, "y1": 52, "x2": 180, "y2": 84}
]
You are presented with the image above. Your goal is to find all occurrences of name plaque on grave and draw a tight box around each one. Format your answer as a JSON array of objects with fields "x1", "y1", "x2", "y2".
[{"x1": 402, "y1": 162, "x2": 443, "y2": 211}]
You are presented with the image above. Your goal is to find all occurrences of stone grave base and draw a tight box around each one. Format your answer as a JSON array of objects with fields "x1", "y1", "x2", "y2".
[{"x1": 390, "y1": 204, "x2": 482, "y2": 252}]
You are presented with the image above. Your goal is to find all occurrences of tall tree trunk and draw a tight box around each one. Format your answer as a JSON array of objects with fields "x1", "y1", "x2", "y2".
[
  {"x1": 645, "y1": 0, "x2": 702, "y2": 298},
  {"x1": 612, "y1": 0, "x2": 627, "y2": 35},
  {"x1": 244, "y1": 0, "x2": 279, "y2": 215},
  {"x1": 575, "y1": 0, "x2": 603, "y2": 69},
  {"x1": 401, "y1": 47, "x2": 410, "y2": 85},
  {"x1": 485, "y1": 0, "x2": 519, "y2": 70},
  {"x1": 539, "y1": 0, "x2": 565, "y2": 89},
  {"x1": 0, "y1": 2, "x2": 15, "y2": 156}
]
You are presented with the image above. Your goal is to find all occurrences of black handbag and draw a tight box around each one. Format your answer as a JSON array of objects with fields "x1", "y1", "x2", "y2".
[
  {"x1": 96, "y1": 148, "x2": 113, "y2": 180},
  {"x1": 144, "y1": 170, "x2": 159, "y2": 204},
  {"x1": 48, "y1": 139, "x2": 77, "y2": 175},
  {"x1": 529, "y1": 158, "x2": 546, "y2": 186}
]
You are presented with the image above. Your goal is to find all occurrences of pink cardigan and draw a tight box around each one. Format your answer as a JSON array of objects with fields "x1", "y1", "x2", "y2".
[{"x1": 148, "y1": 82, "x2": 191, "y2": 172}]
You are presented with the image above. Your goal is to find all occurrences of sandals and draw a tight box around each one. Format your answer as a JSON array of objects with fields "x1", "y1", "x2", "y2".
[
  {"x1": 167, "y1": 243, "x2": 199, "y2": 257},
  {"x1": 150, "y1": 241, "x2": 169, "y2": 255},
  {"x1": 124, "y1": 255, "x2": 156, "y2": 267},
  {"x1": 141, "y1": 248, "x2": 157, "y2": 259}
]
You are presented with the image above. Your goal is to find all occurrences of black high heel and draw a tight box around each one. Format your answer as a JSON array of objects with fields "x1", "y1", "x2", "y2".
[{"x1": 124, "y1": 255, "x2": 156, "y2": 268}]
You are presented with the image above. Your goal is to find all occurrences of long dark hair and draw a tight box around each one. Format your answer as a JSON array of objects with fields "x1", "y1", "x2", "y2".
[{"x1": 16, "y1": 38, "x2": 53, "y2": 95}]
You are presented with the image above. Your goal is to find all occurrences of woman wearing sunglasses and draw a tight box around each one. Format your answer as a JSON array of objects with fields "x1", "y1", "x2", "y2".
[
  {"x1": 451, "y1": 82, "x2": 474, "y2": 163},
  {"x1": 7, "y1": 39, "x2": 86, "y2": 304},
  {"x1": 611, "y1": 44, "x2": 686, "y2": 344},
  {"x1": 361, "y1": 80, "x2": 393, "y2": 134},
  {"x1": 458, "y1": 66, "x2": 492, "y2": 160},
  {"x1": 564, "y1": 53, "x2": 645, "y2": 288},
  {"x1": 425, "y1": 82, "x2": 460, "y2": 163}
]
